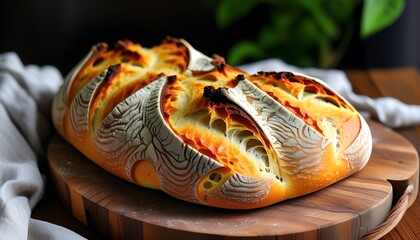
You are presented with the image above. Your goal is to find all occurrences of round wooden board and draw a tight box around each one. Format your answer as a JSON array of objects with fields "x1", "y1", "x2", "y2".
[{"x1": 47, "y1": 121, "x2": 419, "y2": 240}]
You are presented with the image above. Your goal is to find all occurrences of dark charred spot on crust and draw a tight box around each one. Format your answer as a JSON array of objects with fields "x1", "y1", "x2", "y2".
[
  {"x1": 283, "y1": 72, "x2": 294, "y2": 78},
  {"x1": 236, "y1": 74, "x2": 246, "y2": 81},
  {"x1": 90, "y1": 64, "x2": 122, "y2": 117},
  {"x1": 203, "y1": 86, "x2": 231, "y2": 105},
  {"x1": 162, "y1": 36, "x2": 184, "y2": 47},
  {"x1": 256, "y1": 71, "x2": 283, "y2": 80},
  {"x1": 284, "y1": 75, "x2": 300, "y2": 83},
  {"x1": 231, "y1": 74, "x2": 246, "y2": 87},
  {"x1": 256, "y1": 71, "x2": 296, "y2": 81},
  {"x1": 211, "y1": 55, "x2": 226, "y2": 70},
  {"x1": 167, "y1": 75, "x2": 177, "y2": 84},
  {"x1": 92, "y1": 42, "x2": 108, "y2": 54},
  {"x1": 104, "y1": 64, "x2": 121, "y2": 83},
  {"x1": 90, "y1": 43, "x2": 108, "y2": 65}
]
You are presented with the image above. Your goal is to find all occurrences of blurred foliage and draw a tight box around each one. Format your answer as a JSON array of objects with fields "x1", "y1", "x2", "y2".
[{"x1": 210, "y1": 0, "x2": 405, "y2": 68}]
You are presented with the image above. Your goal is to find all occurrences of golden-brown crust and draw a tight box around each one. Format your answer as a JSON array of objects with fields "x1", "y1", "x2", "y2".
[{"x1": 52, "y1": 38, "x2": 372, "y2": 209}]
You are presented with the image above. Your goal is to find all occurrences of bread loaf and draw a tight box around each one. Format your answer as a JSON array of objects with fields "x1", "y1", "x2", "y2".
[{"x1": 52, "y1": 37, "x2": 372, "y2": 209}]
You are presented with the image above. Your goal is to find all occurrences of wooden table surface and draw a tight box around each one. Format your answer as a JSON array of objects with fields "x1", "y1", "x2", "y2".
[
  {"x1": 346, "y1": 68, "x2": 420, "y2": 240},
  {"x1": 32, "y1": 67, "x2": 420, "y2": 239}
]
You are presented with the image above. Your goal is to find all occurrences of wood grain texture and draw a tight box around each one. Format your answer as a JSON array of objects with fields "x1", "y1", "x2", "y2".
[
  {"x1": 368, "y1": 68, "x2": 420, "y2": 105},
  {"x1": 345, "y1": 71, "x2": 382, "y2": 99},
  {"x1": 47, "y1": 120, "x2": 418, "y2": 240},
  {"x1": 346, "y1": 68, "x2": 420, "y2": 240}
]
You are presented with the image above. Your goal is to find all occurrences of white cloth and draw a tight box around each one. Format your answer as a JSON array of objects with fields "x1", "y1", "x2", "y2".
[
  {"x1": 0, "y1": 52, "x2": 85, "y2": 239},
  {"x1": 0, "y1": 53, "x2": 419, "y2": 240},
  {"x1": 239, "y1": 59, "x2": 420, "y2": 128}
]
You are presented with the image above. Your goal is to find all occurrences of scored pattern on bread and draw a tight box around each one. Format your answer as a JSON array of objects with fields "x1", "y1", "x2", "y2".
[{"x1": 52, "y1": 37, "x2": 372, "y2": 209}]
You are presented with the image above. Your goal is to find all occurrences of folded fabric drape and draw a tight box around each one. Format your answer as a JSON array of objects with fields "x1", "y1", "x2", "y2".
[
  {"x1": 0, "y1": 52, "x2": 85, "y2": 240},
  {"x1": 0, "y1": 53, "x2": 419, "y2": 239}
]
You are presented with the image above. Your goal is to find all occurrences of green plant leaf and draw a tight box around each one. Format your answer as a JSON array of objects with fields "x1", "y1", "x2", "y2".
[
  {"x1": 257, "y1": 11, "x2": 295, "y2": 48},
  {"x1": 258, "y1": 24, "x2": 284, "y2": 48},
  {"x1": 361, "y1": 0, "x2": 405, "y2": 39},
  {"x1": 325, "y1": 0, "x2": 359, "y2": 23},
  {"x1": 227, "y1": 40, "x2": 263, "y2": 65},
  {"x1": 215, "y1": 0, "x2": 260, "y2": 29},
  {"x1": 297, "y1": 0, "x2": 340, "y2": 39}
]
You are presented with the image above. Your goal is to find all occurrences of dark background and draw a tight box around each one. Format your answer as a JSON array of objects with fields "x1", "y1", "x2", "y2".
[{"x1": 1, "y1": 0, "x2": 419, "y2": 76}]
